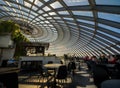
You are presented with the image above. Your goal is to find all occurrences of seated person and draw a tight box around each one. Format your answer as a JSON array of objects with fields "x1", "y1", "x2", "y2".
[{"x1": 99, "y1": 54, "x2": 108, "y2": 64}]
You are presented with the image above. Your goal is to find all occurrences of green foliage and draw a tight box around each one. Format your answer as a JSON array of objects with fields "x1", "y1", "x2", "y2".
[
  {"x1": 0, "y1": 20, "x2": 29, "y2": 43},
  {"x1": 0, "y1": 20, "x2": 29, "y2": 59},
  {"x1": 0, "y1": 20, "x2": 18, "y2": 33}
]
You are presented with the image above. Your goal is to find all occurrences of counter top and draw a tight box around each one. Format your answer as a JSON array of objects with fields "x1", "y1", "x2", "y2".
[{"x1": 0, "y1": 67, "x2": 19, "y2": 74}]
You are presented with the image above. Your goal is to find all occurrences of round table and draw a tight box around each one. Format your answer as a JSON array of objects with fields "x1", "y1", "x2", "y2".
[
  {"x1": 44, "y1": 63, "x2": 64, "y2": 88},
  {"x1": 44, "y1": 63, "x2": 63, "y2": 69}
]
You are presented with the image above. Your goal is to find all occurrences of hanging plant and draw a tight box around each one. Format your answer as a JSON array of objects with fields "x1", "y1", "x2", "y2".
[
  {"x1": 0, "y1": 20, "x2": 17, "y2": 33},
  {"x1": 0, "y1": 20, "x2": 29, "y2": 43},
  {"x1": 0, "y1": 20, "x2": 29, "y2": 60}
]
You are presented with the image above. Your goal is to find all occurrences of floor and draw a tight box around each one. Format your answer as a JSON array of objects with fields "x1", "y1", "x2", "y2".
[{"x1": 18, "y1": 62, "x2": 97, "y2": 88}]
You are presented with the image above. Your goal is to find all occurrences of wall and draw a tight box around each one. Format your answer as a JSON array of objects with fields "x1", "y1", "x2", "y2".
[
  {"x1": 19, "y1": 56, "x2": 61, "y2": 68},
  {"x1": 2, "y1": 48, "x2": 15, "y2": 60}
]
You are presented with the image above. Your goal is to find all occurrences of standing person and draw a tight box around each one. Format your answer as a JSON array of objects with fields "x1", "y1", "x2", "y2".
[
  {"x1": 70, "y1": 59, "x2": 76, "y2": 76},
  {"x1": 67, "y1": 59, "x2": 76, "y2": 76}
]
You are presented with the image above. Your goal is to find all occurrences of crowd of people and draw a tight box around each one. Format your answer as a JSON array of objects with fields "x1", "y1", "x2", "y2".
[{"x1": 84, "y1": 54, "x2": 119, "y2": 65}]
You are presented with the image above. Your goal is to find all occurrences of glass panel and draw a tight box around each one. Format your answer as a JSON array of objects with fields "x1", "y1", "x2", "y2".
[
  {"x1": 35, "y1": 18, "x2": 40, "y2": 21},
  {"x1": 0, "y1": 1, "x2": 7, "y2": 5},
  {"x1": 96, "y1": 35, "x2": 115, "y2": 45},
  {"x1": 77, "y1": 19, "x2": 94, "y2": 25},
  {"x1": 43, "y1": 14, "x2": 48, "y2": 17},
  {"x1": 38, "y1": 10, "x2": 43, "y2": 14},
  {"x1": 80, "y1": 25, "x2": 94, "y2": 31},
  {"x1": 43, "y1": 6, "x2": 51, "y2": 11},
  {"x1": 97, "y1": 30, "x2": 120, "y2": 41},
  {"x1": 96, "y1": 0, "x2": 120, "y2": 5},
  {"x1": 49, "y1": 12, "x2": 57, "y2": 15},
  {"x1": 44, "y1": 0, "x2": 49, "y2": 2},
  {"x1": 63, "y1": 17, "x2": 73, "y2": 20},
  {"x1": 32, "y1": 12, "x2": 38, "y2": 16},
  {"x1": 34, "y1": 0, "x2": 43, "y2": 7},
  {"x1": 47, "y1": 17, "x2": 52, "y2": 19},
  {"x1": 58, "y1": 11, "x2": 69, "y2": 15},
  {"x1": 98, "y1": 12, "x2": 120, "y2": 23},
  {"x1": 23, "y1": 12, "x2": 29, "y2": 16},
  {"x1": 95, "y1": 38, "x2": 109, "y2": 47},
  {"x1": 32, "y1": 6, "x2": 38, "y2": 11},
  {"x1": 67, "y1": 22, "x2": 77, "y2": 25},
  {"x1": 39, "y1": 16, "x2": 45, "y2": 20},
  {"x1": 18, "y1": 0, "x2": 24, "y2": 4},
  {"x1": 45, "y1": 21, "x2": 50, "y2": 23},
  {"x1": 98, "y1": 23, "x2": 120, "y2": 33},
  {"x1": 29, "y1": 15, "x2": 35, "y2": 18},
  {"x1": 24, "y1": 1, "x2": 31, "y2": 8},
  {"x1": 9, "y1": 2, "x2": 19, "y2": 8},
  {"x1": 50, "y1": 1, "x2": 63, "y2": 9},
  {"x1": 63, "y1": 0, "x2": 89, "y2": 6},
  {"x1": 72, "y1": 11, "x2": 93, "y2": 17},
  {"x1": 29, "y1": 0, "x2": 34, "y2": 3},
  {"x1": 40, "y1": 21, "x2": 45, "y2": 24},
  {"x1": 5, "y1": 1, "x2": 11, "y2": 6},
  {"x1": 111, "y1": 47, "x2": 120, "y2": 54},
  {"x1": 54, "y1": 17, "x2": 61, "y2": 19}
]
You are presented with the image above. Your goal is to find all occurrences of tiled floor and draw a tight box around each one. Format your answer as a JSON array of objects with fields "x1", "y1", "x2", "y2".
[{"x1": 18, "y1": 63, "x2": 97, "y2": 88}]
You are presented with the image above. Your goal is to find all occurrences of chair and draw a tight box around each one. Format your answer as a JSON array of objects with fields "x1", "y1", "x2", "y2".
[
  {"x1": 47, "y1": 61, "x2": 53, "y2": 64},
  {"x1": 92, "y1": 66, "x2": 110, "y2": 88},
  {"x1": 55, "y1": 65, "x2": 68, "y2": 87},
  {"x1": 38, "y1": 65, "x2": 51, "y2": 88},
  {"x1": 0, "y1": 72, "x2": 18, "y2": 88},
  {"x1": 101, "y1": 80, "x2": 120, "y2": 88}
]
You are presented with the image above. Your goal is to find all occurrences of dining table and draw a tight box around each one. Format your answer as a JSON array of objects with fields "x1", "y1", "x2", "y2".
[{"x1": 44, "y1": 63, "x2": 63, "y2": 88}]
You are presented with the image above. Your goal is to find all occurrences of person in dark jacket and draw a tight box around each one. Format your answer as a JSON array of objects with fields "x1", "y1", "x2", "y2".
[
  {"x1": 68, "y1": 59, "x2": 76, "y2": 76},
  {"x1": 99, "y1": 54, "x2": 108, "y2": 64}
]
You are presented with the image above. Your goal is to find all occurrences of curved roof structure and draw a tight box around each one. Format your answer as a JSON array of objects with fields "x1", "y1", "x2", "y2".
[{"x1": 0, "y1": 0, "x2": 120, "y2": 56}]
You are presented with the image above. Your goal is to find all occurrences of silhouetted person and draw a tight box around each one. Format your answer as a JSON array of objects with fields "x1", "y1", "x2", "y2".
[
  {"x1": 68, "y1": 59, "x2": 76, "y2": 76},
  {"x1": 99, "y1": 54, "x2": 108, "y2": 64}
]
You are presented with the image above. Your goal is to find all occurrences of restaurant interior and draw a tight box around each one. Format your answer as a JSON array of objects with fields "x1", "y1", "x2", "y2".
[{"x1": 0, "y1": 0, "x2": 120, "y2": 88}]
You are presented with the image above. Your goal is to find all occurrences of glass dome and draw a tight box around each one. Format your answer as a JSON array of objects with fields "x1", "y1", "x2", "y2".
[{"x1": 0, "y1": 0, "x2": 120, "y2": 56}]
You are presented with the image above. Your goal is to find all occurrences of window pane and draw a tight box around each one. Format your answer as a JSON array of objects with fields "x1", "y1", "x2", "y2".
[
  {"x1": 50, "y1": 1, "x2": 63, "y2": 9},
  {"x1": 98, "y1": 23, "x2": 120, "y2": 33},
  {"x1": 98, "y1": 12, "x2": 120, "y2": 23},
  {"x1": 96, "y1": 0, "x2": 120, "y2": 5},
  {"x1": 63, "y1": 0, "x2": 89, "y2": 6},
  {"x1": 77, "y1": 19, "x2": 94, "y2": 25},
  {"x1": 58, "y1": 11, "x2": 69, "y2": 15},
  {"x1": 43, "y1": 6, "x2": 51, "y2": 11},
  {"x1": 24, "y1": 1, "x2": 31, "y2": 8},
  {"x1": 72, "y1": 11, "x2": 93, "y2": 17}
]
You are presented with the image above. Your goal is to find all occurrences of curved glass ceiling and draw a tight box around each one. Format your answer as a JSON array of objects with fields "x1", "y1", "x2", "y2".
[{"x1": 0, "y1": 0, "x2": 120, "y2": 56}]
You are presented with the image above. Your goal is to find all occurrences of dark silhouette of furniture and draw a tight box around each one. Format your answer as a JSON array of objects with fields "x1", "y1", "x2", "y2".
[
  {"x1": 55, "y1": 65, "x2": 68, "y2": 87},
  {"x1": 92, "y1": 66, "x2": 110, "y2": 88},
  {"x1": 101, "y1": 80, "x2": 120, "y2": 88},
  {"x1": 38, "y1": 65, "x2": 51, "y2": 88},
  {"x1": 0, "y1": 72, "x2": 18, "y2": 88}
]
